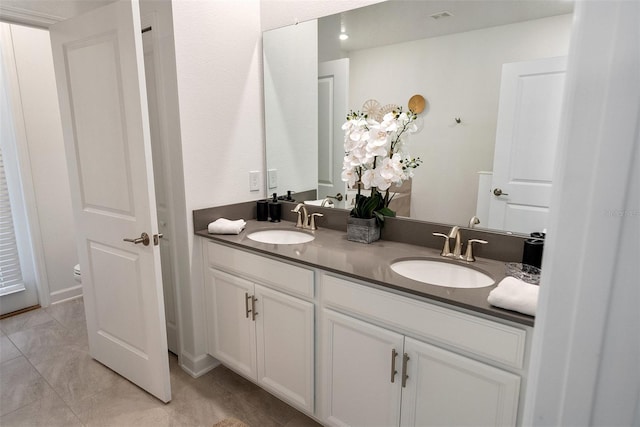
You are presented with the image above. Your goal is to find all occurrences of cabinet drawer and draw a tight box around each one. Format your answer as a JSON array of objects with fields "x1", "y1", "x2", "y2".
[
  {"x1": 207, "y1": 241, "x2": 314, "y2": 299},
  {"x1": 321, "y1": 274, "x2": 526, "y2": 369}
]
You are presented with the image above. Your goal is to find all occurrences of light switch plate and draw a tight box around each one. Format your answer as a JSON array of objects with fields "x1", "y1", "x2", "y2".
[
  {"x1": 268, "y1": 169, "x2": 278, "y2": 189},
  {"x1": 249, "y1": 171, "x2": 260, "y2": 191}
]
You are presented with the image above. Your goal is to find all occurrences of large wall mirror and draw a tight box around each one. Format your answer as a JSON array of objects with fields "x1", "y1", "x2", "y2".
[{"x1": 263, "y1": 0, "x2": 574, "y2": 235}]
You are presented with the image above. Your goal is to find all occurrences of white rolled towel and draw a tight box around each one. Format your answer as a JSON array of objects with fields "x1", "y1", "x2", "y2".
[
  {"x1": 487, "y1": 276, "x2": 539, "y2": 316},
  {"x1": 208, "y1": 218, "x2": 246, "y2": 235}
]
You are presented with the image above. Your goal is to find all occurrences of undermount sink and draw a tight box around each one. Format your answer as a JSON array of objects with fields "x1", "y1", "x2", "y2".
[
  {"x1": 390, "y1": 258, "x2": 494, "y2": 288},
  {"x1": 247, "y1": 229, "x2": 315, "y2": 245}
]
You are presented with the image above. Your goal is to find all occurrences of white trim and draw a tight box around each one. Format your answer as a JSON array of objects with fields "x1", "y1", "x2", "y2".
[
  {"x1": 0, "y1": 5, "x2": 63, "y2": 28},
  {"x1": 49, "y1": 284, "x2": 83, "y2": 305},
  {"x1": 178, "y1": 350, "x2": 218, "y2": 378},
  {"x1": 524, "y1": 1, "x2": 639, "y2": 425},
  {"x1": 0, "y1": 23, "x2": 51, "y2": 308}
]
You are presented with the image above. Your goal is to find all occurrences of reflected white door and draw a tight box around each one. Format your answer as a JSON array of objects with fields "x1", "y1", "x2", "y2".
[
  {"x1": 49, "y1": 0, "x2": 170, "y2": 402},
  {"x1": 318, "y1": 59, "x2": 348, "y2": 205},
  {"x1": 488, "y1": 57, "x2": 566, "y2": 234}
]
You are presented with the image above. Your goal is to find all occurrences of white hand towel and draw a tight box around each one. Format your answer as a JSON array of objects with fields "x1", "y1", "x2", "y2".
[
  {"x1": 304, "y1": 199, "x2": 334, "y2": 207},
  {"x1": 487, "y1": 276, "x2": 539, "y2": 316},
  {"x1": 208, "y1": 218, "x2": 246, "y2": 235}
]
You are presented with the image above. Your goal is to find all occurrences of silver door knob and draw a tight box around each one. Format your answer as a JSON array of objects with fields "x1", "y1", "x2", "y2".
[
  {"x1": 493, "y1": 188, "x2": 509, "y2": 196},
  {"x1": 123, "y1": 232, "x2": 150, "y2": 246}
]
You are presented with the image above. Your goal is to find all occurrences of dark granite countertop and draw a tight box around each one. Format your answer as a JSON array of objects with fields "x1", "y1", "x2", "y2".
[{"x1": 196, "y1": 219, "x2": 534, "y2": 327}]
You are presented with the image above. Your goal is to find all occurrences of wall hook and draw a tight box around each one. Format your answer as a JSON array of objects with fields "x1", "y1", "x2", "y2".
[{"x1": 455, "y1": 117, "x2": 462, "y2": 124}]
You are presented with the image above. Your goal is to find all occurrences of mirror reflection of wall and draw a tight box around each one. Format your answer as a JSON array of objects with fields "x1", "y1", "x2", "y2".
[
  {"x1": 263, "y1": 0, "x2": 574, "y2": 234},
  {"x1": 263, "y1": 20, "x2": 318, "y2": 197}
]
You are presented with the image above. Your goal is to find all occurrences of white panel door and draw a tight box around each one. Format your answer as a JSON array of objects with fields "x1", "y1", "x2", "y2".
[
  {"x1": 255, "y1": 284, "x2": 314, "y2": 413},
  {"x1": 322, "y1": 309, "x2": 403, "y2": 427},
  {"x1": 49, "y1": 0, "x2": 170, "y2": 402},
  {"x1": 400, "y1": 337, "x2": 520, "y2": 427},
  {"x1": 318, "y1": 59, "x2": 349, "y2": 204},
  {"x1": 205, "y1": 268, "x2": 257, "y2": 379},
  {"x1": 488, "y1": 57, "x2": 566, "y2": 234}
]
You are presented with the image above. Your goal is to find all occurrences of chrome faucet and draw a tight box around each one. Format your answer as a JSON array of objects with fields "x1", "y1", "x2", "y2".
[
  {"x1": 468, "y1": 216, "x2": 480, "y2": 228},
  {"x1": 292, "y1": 203, "x2": 323, "y2": 230},
  {"x1": 433, "y1": 225, "x2": 487, "y2": 262},
  {"x1": 292, "y1": 203, "x2": 308, "y2": 228},
  {"x1": 320, "y1": 198, "x2": 334, "y2": 207},
  {"x1": 448, "y1": 226, "x2": 463, "y2": 258}
]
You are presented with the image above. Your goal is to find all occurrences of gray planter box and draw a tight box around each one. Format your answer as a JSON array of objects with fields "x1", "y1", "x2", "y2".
[{"x1": 347, "y1": 217, "x2": 380, "y2": 244}]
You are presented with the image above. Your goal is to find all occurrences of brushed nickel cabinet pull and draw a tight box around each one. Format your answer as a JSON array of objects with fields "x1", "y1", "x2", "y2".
[
  {"x1": 401, "y1": 353, "x2": 410, "y2": 388},
  {"x1": 391, "y1": 349, "x2": 398, "y2": 383},
  {"x1": 245, "y1": 292, "x2": 251, "y2": 318},
  {"x1": 251, "y1": 295, "x2": 258, "y2": 321}
]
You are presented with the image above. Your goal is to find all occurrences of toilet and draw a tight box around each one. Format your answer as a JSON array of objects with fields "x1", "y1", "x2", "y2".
[{"x1": 73, "y1": 264, "x2": 81, "y2": 284}]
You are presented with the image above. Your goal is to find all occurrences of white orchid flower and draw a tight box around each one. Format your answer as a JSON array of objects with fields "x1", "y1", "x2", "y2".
[
  {"x1": 378, "y1": 154, "x2": 404, "y2": 183},
  {"x1": 341, "y1": 167, "x2": 358, "y2": 187},
  {"x1": 360, "y1": 169, "x2": 376, "y2": 189}
]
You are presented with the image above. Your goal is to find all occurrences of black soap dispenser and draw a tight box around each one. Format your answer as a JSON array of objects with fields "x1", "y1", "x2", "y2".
[
  {"x1": 268, "y1": 193, "x2": 281, "y2": 222},
  {"x1": 522, "y1": 231, "x2": 545, "y2": 269}
]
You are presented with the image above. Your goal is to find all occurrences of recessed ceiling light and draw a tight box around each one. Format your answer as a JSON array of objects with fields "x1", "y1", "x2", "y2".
[
  {"x1": 430, "y1": 11, "x2": 453, "y2": 20},
  {"x1": 339, "y1": 33, "x2": 349, "y2": 41}
]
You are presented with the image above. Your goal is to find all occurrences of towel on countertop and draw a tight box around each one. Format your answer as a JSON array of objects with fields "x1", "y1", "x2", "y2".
[
  {"x1": 304, "y1": 199, "x2": 335, "y2": 207},
  {"x1": 208, "y1": 218, "x2": 246, "y2": 235},
  {"x1": 487, "y1": 276, "x2": 539, "y2": 316}
]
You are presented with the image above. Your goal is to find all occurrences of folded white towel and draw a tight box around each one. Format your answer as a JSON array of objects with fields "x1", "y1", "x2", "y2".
[
  {"x1": 487, "y1": 276, "x2": 539, "y2": 316},
  {"x1": 208, "y1": 218, "x2": 246, "y2": 235},
  {"x1": 304, "y1": 199, "x2": 334, "y2": 207}
]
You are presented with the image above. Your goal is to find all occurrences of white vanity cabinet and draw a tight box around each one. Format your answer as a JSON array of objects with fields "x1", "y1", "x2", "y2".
[
  {"x1": 204, "y1": 242, "x2": 315, "y2": 413},
  {"x1": 320, "y1": 274, "x2": 527, "y2": 427}
]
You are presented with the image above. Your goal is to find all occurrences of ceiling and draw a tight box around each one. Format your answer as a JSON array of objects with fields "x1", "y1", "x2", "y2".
[
  {"x1": 329, "y1": 0, "x2": 575, "y2": 51},
  {"x1": 0, "y1": 0, "x2": 114, "y2": 27}
]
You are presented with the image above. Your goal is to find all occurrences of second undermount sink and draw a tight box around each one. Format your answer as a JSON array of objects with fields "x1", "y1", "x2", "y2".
[
  {"x1": 390, "y1": 258, "x2": 494, "y2": 289},
  {"x1": 247, "y1": 229, "x2": 315, "y2": 245}
]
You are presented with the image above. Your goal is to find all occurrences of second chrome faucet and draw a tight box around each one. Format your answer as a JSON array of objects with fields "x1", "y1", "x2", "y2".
[
  {"x1": 433, "y1": 224, "x2": 487, "y2": 262},
  {"x1": 292, "y1": 203, "x2": 323, "y2": 230}
]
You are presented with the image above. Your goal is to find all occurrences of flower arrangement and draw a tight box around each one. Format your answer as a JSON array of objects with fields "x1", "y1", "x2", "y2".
[{"x1": 341, "y1": 107, "x2": 422, "y2": 225}]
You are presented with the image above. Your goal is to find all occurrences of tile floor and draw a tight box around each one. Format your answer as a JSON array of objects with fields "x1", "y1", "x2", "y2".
[{"x1": 0, "y1": 298, "x2": 321, "y2": 426}]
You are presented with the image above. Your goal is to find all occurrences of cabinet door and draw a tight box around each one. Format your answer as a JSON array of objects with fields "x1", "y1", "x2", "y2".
[
  {"x1": 322, "y1": 309, "x2": 404, "y2": 427},
  {"x1": 205, "y1": 268, "x2": 257, "y2": 379},
  {"x1": 255, "y1": 284, "x2": 314, "y2": 413},
  {"x1": 400, "y1": 337, "x2": 520, "y2": 427}
]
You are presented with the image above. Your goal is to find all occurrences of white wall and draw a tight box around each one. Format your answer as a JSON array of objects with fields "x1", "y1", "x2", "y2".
[
  {"x1": 1, "y1": 23, "x2": 79, "y2": 305},
  {"x1": 170, "y1": 0, "x2": 264, "y2": 374},
  {"x1": 348, "y1": 14, "x2": 573, "y2": 226},
  {"x1": 524, "y1": 1, "x2": 640, "y2": 424}
]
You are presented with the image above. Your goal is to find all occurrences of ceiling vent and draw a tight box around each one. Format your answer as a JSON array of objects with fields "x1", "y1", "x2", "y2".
[{"x1": 430, "y1": 11, "x2": 453, "y2": 20}]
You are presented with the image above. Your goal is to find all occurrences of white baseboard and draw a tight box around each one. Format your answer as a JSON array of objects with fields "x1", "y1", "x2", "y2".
[
  {"x1": 49, "y1": 285, "x2": 83, "y2": 305},
  {"x1": 179, "y1": 350, "x2": 219, "y2": 378}
]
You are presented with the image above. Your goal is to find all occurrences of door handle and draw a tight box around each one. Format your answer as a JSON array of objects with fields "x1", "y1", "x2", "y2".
[
  {"x1": 123, "y1": 232, "x2": 150, "y2": 246},
  {"x1": 493, "y1": 188, "x2": 509, "y2": 197},
  {"x1": 328, "y1": 193, "x2": 344, "y2": 201}
]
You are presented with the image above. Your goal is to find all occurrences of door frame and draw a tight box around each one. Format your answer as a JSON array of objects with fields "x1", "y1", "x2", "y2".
[
  {"x1": 140, "y1": 9, "x2": 181, "y2": 355},
  {"x1": 0, "y1": 23, "x2": 52, "y2": 309}
]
